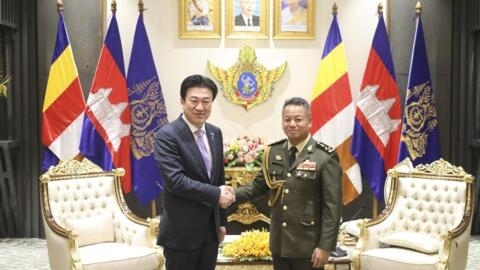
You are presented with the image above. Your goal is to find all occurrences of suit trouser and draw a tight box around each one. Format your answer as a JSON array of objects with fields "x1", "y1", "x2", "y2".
[
  {"x1": 273, "y1": 254, "x2": 324, "y2": 270},
  {"x1": 163, "y1": 214, "x2": 218, "y2": 270}
]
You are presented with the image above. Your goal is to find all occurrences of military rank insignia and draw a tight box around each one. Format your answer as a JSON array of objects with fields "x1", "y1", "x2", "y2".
[{"x1": 208, "y1": 45, "x2": 287, "y2": 110}]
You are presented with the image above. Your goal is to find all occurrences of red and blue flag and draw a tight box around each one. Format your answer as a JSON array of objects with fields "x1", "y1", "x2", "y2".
[
  {"x1": 79, "y1": 10, "x2": 132, "y2": 192},
  {"x1": 351, "y1": 12, "x2": 402, "y2": 202}
]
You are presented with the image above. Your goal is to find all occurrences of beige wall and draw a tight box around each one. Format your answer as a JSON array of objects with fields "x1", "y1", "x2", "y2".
[{"x1": 107, "y1": 0, "x2": 387, "y2": 141}]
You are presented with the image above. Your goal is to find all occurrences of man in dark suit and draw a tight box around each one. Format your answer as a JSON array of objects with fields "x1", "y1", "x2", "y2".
[
  {"x1": 234, "y1": 0, "x2": 260, "y2": 26},
  {"x1": 154, "y1": 74, "x2": 235, "y2": 270},
  {"x1": 234, "y1": 97, "x2": 343, "y2": 270}
]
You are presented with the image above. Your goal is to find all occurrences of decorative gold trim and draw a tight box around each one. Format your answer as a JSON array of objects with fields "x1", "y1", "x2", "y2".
[
  {"x1": 262, "y1": 146, "x2": 286, "y2": 206},
  {"x1": 225, "y1": 167, "x2": 271, "y2": 225},
  {"x1": 415, "y1": 158, "x2": 466, "y2": 175},
  {"x1": 228, "y1": 202, "x2": 270, "y2": 224},
  {"x1": 66, "y1": 230, "x2": 83, "y2": 270},
  {"x1": 225, "y1": 167, "x2": 261, "y2": 188}
]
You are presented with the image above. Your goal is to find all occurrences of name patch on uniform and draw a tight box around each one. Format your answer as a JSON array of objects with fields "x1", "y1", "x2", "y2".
[{"x1": 297, "y1": 160, "x2": 316, "y2": 171}]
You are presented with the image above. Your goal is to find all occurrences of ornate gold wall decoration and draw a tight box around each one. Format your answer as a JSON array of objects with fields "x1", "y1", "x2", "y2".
[
  {"x1": 224, "y1": 167, "x2": 270, "y2": 225},
  {"x1": 208, "y1": 46, "x2": 286, "y2": 110}
]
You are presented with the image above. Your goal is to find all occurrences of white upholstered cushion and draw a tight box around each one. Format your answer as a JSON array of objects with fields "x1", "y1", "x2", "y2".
[
  {"x1": 360, "y1": 247, "x2": 438, "y2": 270},
  {"x1": 79, "y1": 242, "x2": 159, "y2": 270},
  {"x1": 64, "y1": 212, "x2": 114, "y2": 247},
  {"x1": 379, "y1": 232, "x2": 440, "y2": 253}
]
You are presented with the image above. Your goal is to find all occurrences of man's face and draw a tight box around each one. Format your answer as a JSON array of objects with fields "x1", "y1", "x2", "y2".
[
  {"x1": 282, "y1": 104, "x2": 311, "y2": 145},
  {"x1": 286, "y1": 0, "x2": 299, "y2": 10},
  {"x1": 181, "y1": 86, "x2": 213, "y2": 129},
  {"x1": 240, "y1": 0, "x2": 256, "y2": 17}
]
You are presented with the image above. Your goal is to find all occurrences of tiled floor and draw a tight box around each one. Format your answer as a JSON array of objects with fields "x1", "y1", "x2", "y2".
[{"x1": 0, "y1": 236, "x2": 479, "y2": 269}]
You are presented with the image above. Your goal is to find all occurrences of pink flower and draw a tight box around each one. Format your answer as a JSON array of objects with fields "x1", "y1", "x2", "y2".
[{"x1": 224, "y1": 135, "x2": 267, "y2": 169}]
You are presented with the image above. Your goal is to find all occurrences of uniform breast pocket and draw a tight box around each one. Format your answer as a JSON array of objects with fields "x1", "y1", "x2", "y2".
[
  {"x1": 293, "y1": 170, "x2": 318, "y2": 193},
  {"x1": 268, "y1": 164, "x2": 284, "y2": 177}
]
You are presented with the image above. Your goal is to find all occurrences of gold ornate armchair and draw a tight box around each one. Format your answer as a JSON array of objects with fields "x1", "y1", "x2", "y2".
[
  {"x1": 39, "y1": 159, "x2": 164, "y2": 270},
  {"x1": 352, "y1": 158, "x2": 474, "y2": 270}
]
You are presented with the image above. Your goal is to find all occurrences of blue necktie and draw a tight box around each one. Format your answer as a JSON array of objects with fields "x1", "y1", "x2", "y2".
[{"x1": 195, "y1": 129, "x2": 211, "y2": 177}]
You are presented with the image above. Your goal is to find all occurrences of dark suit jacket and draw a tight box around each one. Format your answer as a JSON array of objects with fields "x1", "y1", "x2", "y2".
[
  {"x1": 235, "y1": 137, "x2": 343, "y2": 258},
  {"x1": 234, "y1": 14, "x2": 260, "y2": 26},
  {"x1": 154, "y1": 115, "x2": 226, "y2": 251}
]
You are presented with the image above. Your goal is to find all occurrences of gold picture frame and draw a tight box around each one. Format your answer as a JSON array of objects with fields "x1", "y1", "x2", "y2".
[
  {"x1": 273, "y1": 0, "x2": 315, "y2": 39},
  {"x1": 179, "y1": 0, "x2": 221, "y2": 39},
  {"x1": 226, "y1": 0, "x2": 269, "y2": 39}
]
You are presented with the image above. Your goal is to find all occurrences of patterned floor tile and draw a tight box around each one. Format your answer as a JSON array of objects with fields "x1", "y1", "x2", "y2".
[{"x1": 0, "y1": 236, "x2": 479, "y2": 269}]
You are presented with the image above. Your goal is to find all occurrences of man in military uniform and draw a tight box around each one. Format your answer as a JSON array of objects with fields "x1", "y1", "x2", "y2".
[{"x1": 234, "y1": 97, "x2": 343, "y2": 269}]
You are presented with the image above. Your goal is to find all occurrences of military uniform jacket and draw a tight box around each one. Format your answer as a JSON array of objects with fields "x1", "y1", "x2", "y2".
[{"x1": 235, "y1": 137, "x2": 343, "y2": 258}]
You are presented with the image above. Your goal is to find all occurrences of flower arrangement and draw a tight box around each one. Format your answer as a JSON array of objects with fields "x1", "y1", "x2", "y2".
[
  {"x1": 223, "y1": 135, "x2": 267, "y2": 169},
  {"x1": 221, "y1": 229, "x2": 272, "y2": 261}
]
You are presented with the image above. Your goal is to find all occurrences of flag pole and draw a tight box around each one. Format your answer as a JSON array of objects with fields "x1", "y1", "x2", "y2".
[
  {"x1": 370, "y1": 2, "x2": 385, "y2": 219},
  {"x1": 369, "y1": 2, "x2": 383, "y2": 219}
]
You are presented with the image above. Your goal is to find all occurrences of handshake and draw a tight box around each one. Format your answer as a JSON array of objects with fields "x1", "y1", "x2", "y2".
[{"x1": 218, "y1": 185, "x2": 236, "y2": 208}]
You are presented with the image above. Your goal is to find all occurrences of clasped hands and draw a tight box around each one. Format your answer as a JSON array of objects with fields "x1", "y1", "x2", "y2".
[{"x1": 218, "y1": 185, "x2": 235, "y2": 208}]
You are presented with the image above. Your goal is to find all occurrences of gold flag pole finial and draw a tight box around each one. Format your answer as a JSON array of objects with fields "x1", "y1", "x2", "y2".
[
  {"x1": 57, "y1": 0, "x2": 63, "y2": 13},
  {"x1": 138, "y1": 0, "x2": 146, "y2": 13},
  {"x1": 111, "y1": 0, "x2": 117, "y2": 13},
  {"x1": 415, "y1": 1, "x2": 422, "y2": 15},
  {"x1": 332, "y1": 3, "x2": 338, "y2": 16},
  {"x1": 377, "y1": 2, "x2": 383, "y2": 15}
]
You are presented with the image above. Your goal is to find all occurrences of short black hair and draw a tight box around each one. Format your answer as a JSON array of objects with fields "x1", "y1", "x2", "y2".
[
  {"x1": 180, "y1": 74, "x2": 218, "y2": 100},
  {"x1": 283, "y1": 97, "x2": 311, "y2": 118}
]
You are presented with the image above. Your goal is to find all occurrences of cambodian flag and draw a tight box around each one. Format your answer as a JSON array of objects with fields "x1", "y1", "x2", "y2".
[
  {"x1": 398, "y1": 14, "x2": 440, "y2": 166},
  {"x1": 127, "y1": 10, "x2": 169, "y2": 205},
  {"x1": 41, "y1": 11, "x2": 86, "y2": 171},
  {"x1": 351, "y1": 12, "x2": 402, "y2": 202},
  {"x1": 79, "y1": 10, "x2": 132, "y2": 192}
]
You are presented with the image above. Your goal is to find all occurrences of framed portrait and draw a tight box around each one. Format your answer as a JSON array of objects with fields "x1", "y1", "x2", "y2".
[
  {"x1": 179, "y1": 0, "x2": 221, "y2": 39},
  {"x1": 225, "y1": 0, "x2": 269, "y2": 39},
  {"x1": 273, "y1": 0, "x2": 315, "y2": 39}
]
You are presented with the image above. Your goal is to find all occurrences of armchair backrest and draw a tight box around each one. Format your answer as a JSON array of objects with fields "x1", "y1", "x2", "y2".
[
  {"x1": 354, "y1": 158, "x2": 474, "y2": 270},
  {"x1": 39, "y1": 159, "x2": 161, "y2": 270},
  {"x1": 375, "y1": 158, "x2": 474, "y2": 245}
]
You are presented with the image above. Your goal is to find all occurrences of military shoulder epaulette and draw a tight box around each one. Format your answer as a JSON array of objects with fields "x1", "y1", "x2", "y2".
[
  {"x1": 269, "y1": 138, "x2": 287, "y2": 146},
  {"x1": 317, "y1": 142, "x2": 335, "y2": 154}
]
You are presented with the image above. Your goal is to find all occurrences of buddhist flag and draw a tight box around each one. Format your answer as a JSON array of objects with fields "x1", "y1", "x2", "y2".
[
  {"x1": 351, "y1": 11, "x2": 402, "y2": 202},
  {"x1": 79, "y1": 9, "x2": 132, "y2": 192},
  {"x1": 398, "y1": 12, "x2": 440, "y2": 166},
  {"x1": 41, "y1": 11, "x2": 86, "y2": 171},
  {"x1": 310, "y1": 12, "x2": 362, "y2": 205},
  {"x1": 127, "y1": 10, "x2": 169, "y2": 205}
]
